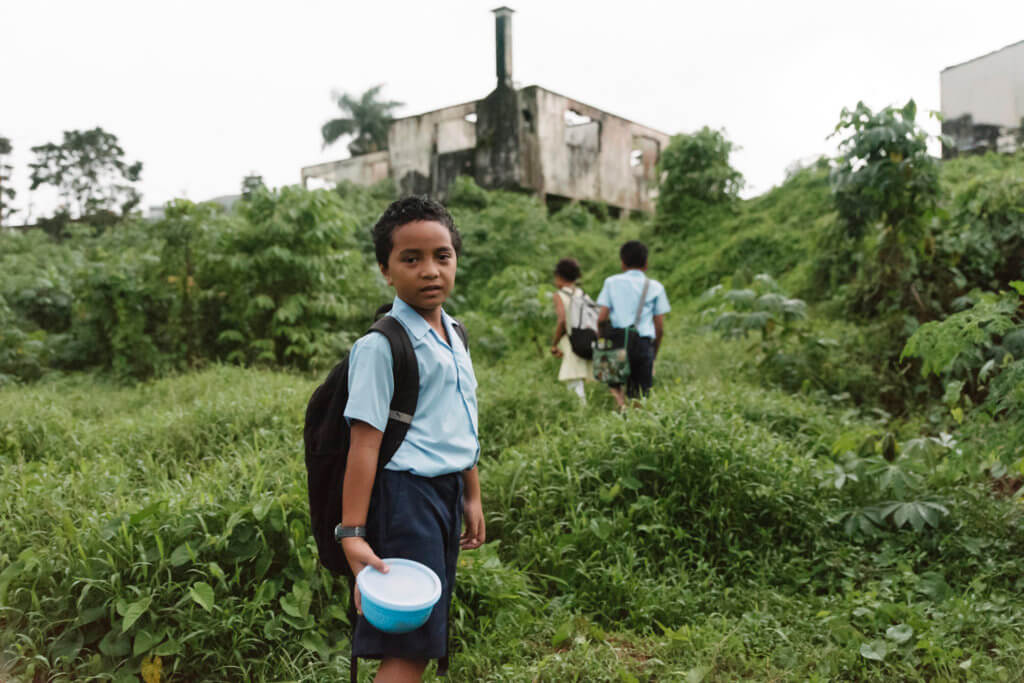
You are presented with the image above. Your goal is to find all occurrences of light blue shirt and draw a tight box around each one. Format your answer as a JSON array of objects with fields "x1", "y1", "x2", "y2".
[
  {"x1": 343, "y1": 297, "x2": 479, "y2": 477},
  {"x1": 596, "y1": 269, "x2": 671, "y2": 338}
]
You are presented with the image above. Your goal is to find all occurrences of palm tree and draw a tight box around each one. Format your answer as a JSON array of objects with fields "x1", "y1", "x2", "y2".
[{"x1": 321, "y1": 84, "x2": 403, "y2": 157}]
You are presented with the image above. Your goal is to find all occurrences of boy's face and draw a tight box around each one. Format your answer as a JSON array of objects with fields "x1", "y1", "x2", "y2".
[{"x1": 381, "y1": 220, "x2": 456, "y2": 314}]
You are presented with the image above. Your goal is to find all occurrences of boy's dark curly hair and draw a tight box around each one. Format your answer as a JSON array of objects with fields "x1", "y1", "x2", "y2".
[
  {"x1": 371, "y1": 196, "x2": 462, "y2": 267},
  {"x1": 620, "y1": 240, "x2": 648, "y2": 269},
  {"x1": 554, "y1": 258, "x2": 582, "y2": 282}
]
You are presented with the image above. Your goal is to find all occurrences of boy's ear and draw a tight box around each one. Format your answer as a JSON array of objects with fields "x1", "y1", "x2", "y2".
[{"x1": 379, "y1": 262, "x2": 392, "y2": 286}]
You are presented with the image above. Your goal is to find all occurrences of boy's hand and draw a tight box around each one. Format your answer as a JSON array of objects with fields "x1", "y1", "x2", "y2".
[
  {"x1": 341, "y1": 537, "x2": 388, "y2": 613},
  {"x1": 461, "y1": 497, "x2": 485, "y2": 550}
]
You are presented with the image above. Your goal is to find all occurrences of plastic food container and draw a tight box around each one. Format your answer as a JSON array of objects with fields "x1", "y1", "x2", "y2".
[{"x1": 356, "y1": 558, "x2": 442, "y2": 633}]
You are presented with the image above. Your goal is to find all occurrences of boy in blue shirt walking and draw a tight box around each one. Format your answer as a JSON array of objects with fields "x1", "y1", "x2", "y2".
[
  {"x1": 597, "y1": 240, "x2": 671, "y2": 408},
  {"x1": 339, "y1": 197, "x2": 484, "y2": 682}
]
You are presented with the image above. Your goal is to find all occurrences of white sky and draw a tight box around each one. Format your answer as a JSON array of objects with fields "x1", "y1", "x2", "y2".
[{"x1": 2, "y1": 0, "x2": 1022, "y2": 221}]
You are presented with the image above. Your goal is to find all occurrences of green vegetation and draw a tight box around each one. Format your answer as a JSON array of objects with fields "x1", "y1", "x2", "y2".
[
  {"x1": 28, "y1": 128, "x2": 143, "y2": 235},
  {"x1": 2, "y1": 105, "x2": 1024, "y2": 680},
  {"x1": 321, "y1": 84, "x2": 403, "y2": 156}
]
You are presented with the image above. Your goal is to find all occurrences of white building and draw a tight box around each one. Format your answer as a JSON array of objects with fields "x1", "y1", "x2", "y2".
[{"x1": 941, "y1": 40, "x2": 1024, "y2": 157}]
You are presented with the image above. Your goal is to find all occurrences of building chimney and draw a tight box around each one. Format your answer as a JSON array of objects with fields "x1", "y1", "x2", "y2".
[{"x1": 493, "y1": 6, "x2": 514, "y2": 87}]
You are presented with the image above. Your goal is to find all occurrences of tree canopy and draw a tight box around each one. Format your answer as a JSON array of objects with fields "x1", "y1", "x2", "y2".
[
  {"x1": 0, "y1": 136, "x2": 14, "y2": 226},
  {"x1": 29, "y1": 127, "x2": 143, "y2": 220},
  {"x1": 321, "y1": 84, "x2": 403, "y2": 157}
]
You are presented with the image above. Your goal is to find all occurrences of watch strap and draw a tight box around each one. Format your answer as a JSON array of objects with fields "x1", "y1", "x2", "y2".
[{"x1": 334, "y1": 524, "x2": 366, "y2": 541}]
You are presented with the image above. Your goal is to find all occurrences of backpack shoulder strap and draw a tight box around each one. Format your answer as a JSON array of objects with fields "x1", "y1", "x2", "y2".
[
  {"x1": 451, "y1": 318, "x2": 469, "y2": 352},
  {"x1": 368, "y1": 316, "x2": 418, "y2": 466},
  {"x1": 634, "y1": 278, "x2": 651, "y2": 327}
]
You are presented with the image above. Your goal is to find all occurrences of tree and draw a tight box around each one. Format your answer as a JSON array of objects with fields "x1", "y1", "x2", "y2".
[
  {"x1": 0, "y1": 136, "x2": 14, "y2": 226},
  {"x1": 824, "y1": 100, "x2": 940, "y2": 316},
  {"x1": 28, "y1": 127, "x2": 143, "y2": 220},
  {"x1": 321, "y1": 84, "x2": 403, "y2": 157},
  {"x1": 655, "y1": 126, "x2": 743, "y2": 234},
  {"x1": 241, "y1": 173, "x2": 265, "y2": 200}
]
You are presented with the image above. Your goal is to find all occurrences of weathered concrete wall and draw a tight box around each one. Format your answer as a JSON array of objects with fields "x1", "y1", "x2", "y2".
[
  {"x1": 520, "y1": 86, "x2": 669, "y2": 212},
  {"x1": 388, "y1": 101, "x2": 477, "y2": 196},
  {"x1": 300, "y1": 87, "x2": 670, "y2": 212},
  {"x1": 300, "y1": 151, "x2": 389, "y2": 187},
  {"x1": 941, "y1": 40, "x2": 1024, "y2": 157},
  {"x1": 474, "y1": 84, "x2": 522, "y2": 190}
]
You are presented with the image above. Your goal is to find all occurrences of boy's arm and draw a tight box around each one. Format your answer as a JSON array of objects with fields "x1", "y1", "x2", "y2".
[
  {"x1": 597, "y1": 306, "x2": 610, "y2": 324},
  {"x1": 460, "y1": 466, "x2": 485, "y2": 550},
  {"x1": 340, "y1": 420, "x2": 390, "y2": 578},
  {"x1": 550, "y1": 292, "x2": 566, "y2": 356}
]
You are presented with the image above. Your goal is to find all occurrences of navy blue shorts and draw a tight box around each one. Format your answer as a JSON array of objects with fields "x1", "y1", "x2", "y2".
[{"x1": 352, "y1": 469, "x2": 464, "y2": 662}]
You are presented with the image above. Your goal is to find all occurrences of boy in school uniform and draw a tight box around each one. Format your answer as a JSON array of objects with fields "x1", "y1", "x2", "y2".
[
  {"x1": 596, "y1": 240, "x2": 671, "y2": 409},
  {"x1": 339, "y1": 196, "x2": 485, "y2": 682}
]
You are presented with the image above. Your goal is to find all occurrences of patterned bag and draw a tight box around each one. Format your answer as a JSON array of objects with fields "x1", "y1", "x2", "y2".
[
  {"x1": 592, "y1": 331, "x2": 631, "y2": 384},
  {"x1": 592, "y1": 278, "x2": 649, "y2": 385}
]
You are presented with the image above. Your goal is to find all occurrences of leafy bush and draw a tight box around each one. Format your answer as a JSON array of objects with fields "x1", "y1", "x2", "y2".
[
  {"x1": 655, "y1": 126, "x2": 743, "y2": 235},
  {"x1": 203, "y1": 186, "x2": 382, "y2": 370},
  {"x1": 814, "y1": 100, "x2": 941, "y2": 318}
]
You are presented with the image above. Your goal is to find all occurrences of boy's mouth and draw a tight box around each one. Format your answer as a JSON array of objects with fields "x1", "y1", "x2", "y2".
[{"x1": 420, "y1": 285, "x2": 443, "y2": 294}]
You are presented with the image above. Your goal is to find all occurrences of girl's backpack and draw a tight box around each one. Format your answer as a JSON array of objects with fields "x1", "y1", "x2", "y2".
[{"x1": 563, "y1": 286, "x2": 600, "y2": 359}]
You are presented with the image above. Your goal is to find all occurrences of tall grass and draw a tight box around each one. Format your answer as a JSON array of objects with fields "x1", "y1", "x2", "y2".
[{"x1": 3, "y1": 318, "x2": 1023, "y2": 681}]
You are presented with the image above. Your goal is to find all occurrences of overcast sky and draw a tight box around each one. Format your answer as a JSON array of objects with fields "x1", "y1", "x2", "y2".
[{"x1": 2, "y1": 0, "x2": 1022, "y2": 221}]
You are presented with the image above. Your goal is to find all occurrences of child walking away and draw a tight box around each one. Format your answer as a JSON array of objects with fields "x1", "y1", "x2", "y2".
[
  {"x1": 332, "y1": 197, "x2": 484, "y2": 682},
  {"x1": 550, "y1": 258, "x2": 595, "y2": 404},
  {"x1": 596, "y1": 240, "x2": 671, "y2": 409}
]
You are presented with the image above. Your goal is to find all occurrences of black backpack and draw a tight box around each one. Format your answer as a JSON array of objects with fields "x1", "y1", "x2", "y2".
[{"x1": 303, "y1": 313, "x2": 469, "y2": 576}]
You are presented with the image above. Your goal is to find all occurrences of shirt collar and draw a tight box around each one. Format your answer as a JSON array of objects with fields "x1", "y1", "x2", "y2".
[{"x1": 390, "y1": 296, "x2": 453, "y2": 342}]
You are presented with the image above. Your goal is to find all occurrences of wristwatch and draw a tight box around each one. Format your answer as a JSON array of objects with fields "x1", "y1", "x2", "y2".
[{"x1": 334, "y1": 524, "x2": 366, "y2": 542}]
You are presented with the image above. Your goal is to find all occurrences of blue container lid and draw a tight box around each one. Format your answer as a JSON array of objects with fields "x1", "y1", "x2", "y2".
[{"x1": 357, "y1": 558, "x2": 441, "y2": 612}]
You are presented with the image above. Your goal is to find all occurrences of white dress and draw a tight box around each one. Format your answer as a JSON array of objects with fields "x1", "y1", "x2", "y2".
[{"x1": 555, "y1": 288, "x2": 594, "y2": 382}]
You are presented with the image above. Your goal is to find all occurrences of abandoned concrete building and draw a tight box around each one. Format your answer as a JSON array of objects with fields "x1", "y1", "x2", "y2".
[
  {"x1": 300, "y1": 7, "x2": 670, "y2": 214},
  {"x1": 941, "y1": 39, "x2": 1024, "y2": 158}
]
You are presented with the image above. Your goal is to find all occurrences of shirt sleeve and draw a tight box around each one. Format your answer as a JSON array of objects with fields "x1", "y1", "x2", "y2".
[
  {"x1": 343, "y1": 332, "x2": 394, "y2": 432},
  {"x1": 596, "y1": 278, "x2": 611, "y2": 307},
  {"x1": 653, "y1": 282, "x2": 671, "y2": 315}
]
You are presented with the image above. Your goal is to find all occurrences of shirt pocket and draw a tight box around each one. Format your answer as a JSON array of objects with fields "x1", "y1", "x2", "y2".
[{"x1": 453, "y1": 350, "x2": 478, "y2": 396}]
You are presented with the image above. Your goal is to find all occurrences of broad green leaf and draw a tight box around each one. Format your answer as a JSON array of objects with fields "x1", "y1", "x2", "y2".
[
  {"x1": 154, "y1": 637, "x2": 182, "y2": 656},
  {"x1": 76, "y1": 605, "x2": 107, "y2": 626},
  {"x1": 133, "y1": 628, "x2": 165, "y2": 656},
  {"x1": 252, "y1": 497, "x2": 273, "y2": 521},
  {"x1": 886, "y1": 624, "x2": 914, "y2": 643},
  {"x1": 300, "y1": 631, "x2": 330, "y2": 659},
  {"x1": 621, "y1": 475, "x2": 643, "y2": 491},
  {"x1": 118, "y1": 596, "x2": 152, "y2": 632},
  {"x1": 281, "y1": 581, "x2": 312, "y2": 619},
  {"x1": 170, "y1": 542, "x2": 195, "y2": 567},
  {"x1": 860, "y1": 640, "x2": 889, "y2": 661},
  {"x1": 99, "y1": 629, "x2": 131, "y2": 657},
  {"x1": 189, "y1": 582, "x2": 215, "y2": 611}
]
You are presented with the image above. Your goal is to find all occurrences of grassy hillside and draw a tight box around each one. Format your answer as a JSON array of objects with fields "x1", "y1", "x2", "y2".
[
  {"x1": 3, "y1": 318, "x2": 1023, "y2": 680},
  {"x1": 3, "y1": 152, "x2": 1024, "y2": 680}
]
